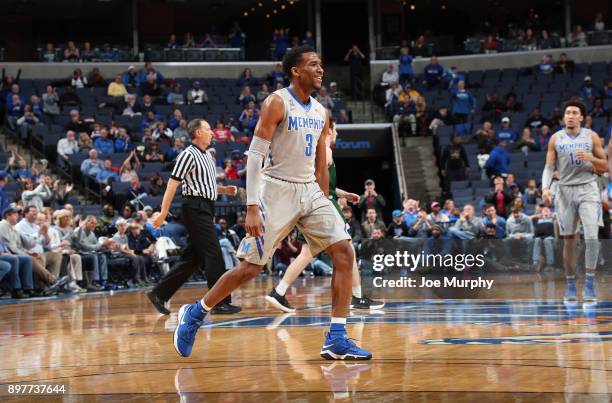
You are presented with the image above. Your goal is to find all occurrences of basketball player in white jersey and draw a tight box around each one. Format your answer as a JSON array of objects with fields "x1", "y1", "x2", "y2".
[
  {"x1": 265, "y1": 120, "x2": 384, "y2": 312},
  {"x1": 172, "y1": 45, "x2": 372, "y2": 360},
  {"x1": 541, "y1": 101, "x2": 607, "y2": 303}
]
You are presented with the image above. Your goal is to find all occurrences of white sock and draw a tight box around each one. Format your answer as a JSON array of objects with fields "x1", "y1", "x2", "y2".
[
  {"x1": 585, "y1": 272, "x2": 595, "y2": 278},
  {"x1": 199, "y1": 299, "x2": 212, "y2": 312},
  {"x1": 331, "y1": 317, "x2": 347, "y2": 325},
  {"x1": 352, "y1": 286, "x2": 362, "y2": 298},
  {"x1": 275, "y1": 280, "x2": 290, "y2": 296}
]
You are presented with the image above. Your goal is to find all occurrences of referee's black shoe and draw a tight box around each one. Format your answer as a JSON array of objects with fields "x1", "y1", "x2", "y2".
[
  {"x1": 211, "y1": 302, "x2": 242, "y2": 314},
  {"x1": 147, "y1": 291, "x2": 171, "y2": 315}
]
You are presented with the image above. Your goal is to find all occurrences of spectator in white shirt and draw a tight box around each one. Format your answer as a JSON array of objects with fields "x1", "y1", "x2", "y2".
[
  {"x1": 381, "y1": 64, "x2": 399, "y2": 86},
  {"x1": 22, "y1": 175, "x2": 53, "y2": 212},
  {"x1": 15, "y1": 206, "x2": 62, "y2": 279},
  {"x1": 57, "y1": 130, "x2": 79, "y2": 168}
]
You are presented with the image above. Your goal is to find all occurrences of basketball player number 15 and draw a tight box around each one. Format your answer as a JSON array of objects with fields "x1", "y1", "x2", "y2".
[{"x1": 304, "y1": 133, "x2": 314, "y2": 156}]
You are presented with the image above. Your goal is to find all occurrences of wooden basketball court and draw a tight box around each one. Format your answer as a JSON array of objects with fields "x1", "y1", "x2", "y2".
[{"x1": 0, "y1": 274, "x2": 611, "y2": 401}]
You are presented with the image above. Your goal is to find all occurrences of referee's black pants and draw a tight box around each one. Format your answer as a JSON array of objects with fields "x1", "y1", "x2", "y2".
[{"x1": 152, "y1": 198, "x2": 231, "y2": 304}]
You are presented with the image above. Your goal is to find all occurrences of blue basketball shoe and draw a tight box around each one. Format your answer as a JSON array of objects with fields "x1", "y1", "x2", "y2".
[
  {"x1": 174, "y1": 303, "x2": 205, "y2": 357},
  {"x1": 563, "y1": 279, "x2": 577, "y2": 303},
  {"x1": 320, "y1": 333, "x2": 372, "y2": 360},
  {"x1": 582, "y1": 276, "x2": 597, "y2": 302}
]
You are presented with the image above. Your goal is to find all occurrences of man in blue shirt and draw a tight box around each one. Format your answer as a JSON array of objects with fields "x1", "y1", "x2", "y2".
[
  {"x1": 94, "y1": 128, "x2": 115, "y2": 154},
  {"x1": 497, "y1": 116, "x2": 518, "y2": 143},
  {"x1": 482, "y1": 204, "x2": 507, "y2": 238},
  {"x1": 423, "y1": 56, "x2": 444, "y2": 88},
  {"x1": 484, "y1": 140, "x2": 510, "y2": 177},
  {"x1": 80, "y1": 149, "x2": 104, "y2": 177},
  {"x1": 450, "y1": 80, "x2": 475, "y2": 123},
  {"x1": 398, "y1": 46, "x2": 414, "y2": 86},
  {"x1": 96, "y1": 160, "x2": 119, "y2": 184}
]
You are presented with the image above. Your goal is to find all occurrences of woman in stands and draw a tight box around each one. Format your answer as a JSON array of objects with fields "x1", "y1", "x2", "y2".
[
  {"x1": 120, "y1": 151, "x2": 141, "y2": 183},
  {"x1": 63, "y1": 41, "x2": 80, "y2": 62}
]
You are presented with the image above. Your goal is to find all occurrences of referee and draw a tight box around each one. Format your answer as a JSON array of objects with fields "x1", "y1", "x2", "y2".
[{"x1": 148, "y1": 118, "x2": 241, "y2": 315}]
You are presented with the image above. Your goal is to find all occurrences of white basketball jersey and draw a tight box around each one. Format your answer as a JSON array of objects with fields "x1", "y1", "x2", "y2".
[
  {"x1": 553, "y1": 127, "x2": 597, "y2": 186},
  {"x1": 263, "y1": 87, "x2": 327, "y2": 183}
]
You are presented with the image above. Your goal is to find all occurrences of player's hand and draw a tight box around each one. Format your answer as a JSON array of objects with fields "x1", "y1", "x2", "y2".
[
  {"x1": 345, "y1": 193, "x2": 360, "y2": 204},
  {"x1": 245, "y1": 205, "x2": 263, "y2": 237},
  {"x1": 152, "y1": 212, "x2": 166, "y2": 228},
  {"x1": 225, "y1": 185, "x2": 238, "y2": 197},
  {"x1": 575, "y1": 151, "x2": 594, "y2": 162}
]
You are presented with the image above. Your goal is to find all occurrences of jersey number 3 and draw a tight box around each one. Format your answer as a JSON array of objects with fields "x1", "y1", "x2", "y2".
[{"x1": 304, "y1": 133, "x2": 313, "y2": 156}]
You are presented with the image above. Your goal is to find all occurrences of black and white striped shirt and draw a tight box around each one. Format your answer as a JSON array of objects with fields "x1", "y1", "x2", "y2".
[{"x1": 170, "y1": 144, "x2": 217, "y2": 199}]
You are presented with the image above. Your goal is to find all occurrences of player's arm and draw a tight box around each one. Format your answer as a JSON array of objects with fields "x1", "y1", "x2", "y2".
[
  {"x1": 245, "y1": 93, "x2": 284, "y2": 237},
  {"x1": 541, "y1": 135, "x2": 556, "y2": 193},
  {"x1": 336, "y1": 187, "x2": 359, "y2": 204},
  {"x1": 578, "y1": 132, "x2": 608, "y2": 173},
  {"x1": 315, "y1": 112, "x2": 330, "y2": 196}
]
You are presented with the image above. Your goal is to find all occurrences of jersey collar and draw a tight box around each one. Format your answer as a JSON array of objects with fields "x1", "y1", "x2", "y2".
[{"x1": 286, "y1": 87, "x2": 312, "y2": 112}]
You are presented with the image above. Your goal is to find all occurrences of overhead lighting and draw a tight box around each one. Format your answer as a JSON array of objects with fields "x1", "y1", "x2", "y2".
[
  {"x1": 243, "y1": 11, "x2": 248, "y2": 16},
  {"x1": 273, "y1": 9, "x2": 277, "y2": 14},
  {"x1": 410, "y1": 4, "x2": 416, "y2": 10},
  {"x1": 281, "y1": 4, "x2": 286, "y2": 9},
  {"x1": 441, "y1": 4, "x2": 446, "y2": 10},
  {"x1": 251, "y1": 7, "x2": 255, "y2": 11},
  {"x1": 258, "y1": 2, "x2": 263, "y2": 6},
  {"x1": 266, "y1": 13, "x2": 270, "y2": 18}
]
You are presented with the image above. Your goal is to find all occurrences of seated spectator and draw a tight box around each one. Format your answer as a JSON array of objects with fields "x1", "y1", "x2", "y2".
[
  {"x1": 505, "y1": 206, "x2": 534, "y2": 262},
  {"x1": 0, "y1": 207, "x2": 67, "y2": 296},
  {"x1": 73, "y1": 216, "x2": 110, "y2": 287},
  {"x1": 503, "y1": 92, "x2": 522, "y2": 113},
  {"x1": 42, "y1": 43, "x2": 57, "y2": 62},
  {"x1": 401, "y1": 199, "x2": 419, "y2": 227},
  {"x1": 474, "y1": 121, "x2": 496, "y2": 151},
  {"x1": 361, "y1": 208, "x2": 386, "y2": 239},
  {"x1": 238, "y1": 85, "x2": 256, "y2": 107},
  {"x1": 62, "y1": 41, "x2": 80, "y2": 61},
  {"x1": 81, "y1": 42, "x2": 96, "y2": 62},
  {"x1": 182, "y1": 32, "x2": 195, "y2": 48},
  {"x1": 482, "y1": 204, "x2": 506, "y2": 239},
  {"x1": 173, "y1": 118, "x2": 189, "y2": 143},
  {"x1": 328, "y1": 81, "x2": 343, "y2": 103},
  {"x1": 94, "y1": 127, "x2": 115, "y2": 154},
  {"x1": 125, "y1": 178, "x2": 146, "y2": 205},
  {"x1": 386, "y1": 210, "x2": 410, "y2": 238},
  {"x1": 594, "y1": 11, "x2": 606, "y2": 31},
  {"x1": 316, "y1": 85, "x2": 335, "y2": 110},
  {"x1": 239, "y1": 107, "x2": 259, "y2": 133},
  {"x1": 167, "y1": 34, "x2": 179, "y2": 49},
  {"x1": 449, "y1": 204, "x2": 482, "y2": 240},
  {"x1": 140, "y1": 94, "x2": 156, "y2": 114},
  {"x1": 65, "y1": 110, "x2": 90, "y2": 135},
  {"x1": 187, "y1": 81, "x2": 208, "y2": 105},
  {"x1": 166, "y1": 84, "x2": 185, "y2": 106},
  {"x1": 580, "y1": 76, "x2": 603, "y2": 101},
  {"x1": 450, "y1": 80, "x2": 475, "y2": 123},
  {"x1": 152, "y1": 121, "x2": 173, "y2": 143},
  {"x1": 141, "y1": 110, "x2": 160, "y2": 131},
  {"x1": 224, "y1": 158, "x2": 239, "y2": 180},
  {"x1": 482, "y1": 34, "x2": 498, "y2": 53},
  {"x1": 407, "y1": 208, "x2": 431, "y2": 238},
  {"x1": 520, "y1": 28, "x2": 538, "y2": 50},
  {"x1": 302, "y1": 30, "x2": 315, "y2": 48},
  {"x1": 398, "y1": 46, "x2": 414, "y2": 85},
  {"x1": 149, "y1": 174, "x2": 165, "y2": 196},
  {"x1": 86, "y1": 67, "x2": 105, "y2": 87},
  {"x1": 42, "y1": 85, "x2": 60, "y2": 122},
  {"x1": 569, "y1": 24, "x2": 587, "y2": 47},
  {"x1": 256, "y1": 83, "x2": 270, "y2": 104},
  {"x1": 555, "y1": 53, "x2": 574, "y2": 74},
  {"x1": 144, "y1": 142, "x2": 165, "y2": 162},
  {"x1": 57, "y1": 131, "x2": 79, "y2": 168},
  {"x1": 229, "y1": 25, "x2": 247, "y2": 49},
  {"x1": 139, "y1": 62, "x2": 164, "y2": 84},
  {"x1": 440, "y1": 137, "x2": 468, "y2": 189},
  {"x1": 238, "y1": 68, "x2": 258, "y2": 87},
  {"x1": 95, "y1": 160, "x2": 119, "y2": 185},
  {"x1": 590, "y1": 97, "x2": 609, "y2": 118},
  {"x1": 78, "y1": 132, "x2": 93, "y2": 152},
  {"x1": 108, "y1": 74, "x2": 127, "y2": 98},
  {"x1": 5, "y1": 94, "x2": 24, "y2": 132},
  {"x1": 412, "y1": 34, "x2": 427, "y2": 56},
  {"x1": 423, "y1": 56, "x2": 444, "y2": 88},
  {"x1": 531, "y1": 206, "x2": 556, "y2": 271},
  {"x1": 381, "y1": 64, "x2": 399, "y2": 86},
  {"x1": 497, "y1": 117, "x2": 517, "y2": 143},
  {"x1": 21, "y1": 175, "x2": 53, "y2": 212},
  {"x1": 515, "y1": 127, "x2": 539, "y2": 153},
  {"x1": 71, "y1": 68, "x2": 88, "y2": 88},
  {"x1": 484, "y1": 174, "x2": 513, "y2": 218},
  {"x1": 268, "y1": 63, "x2": 287, "y2": 87},
  {"x1": 525, "y1": 107, "x2": 548, "y2": 131},
  {"x1": 428, "y1": 201, "x2": 450, "y2": 227},
  {"x1": 81, "y1": 149, "x2": 104, "y2": 177},
  {"x1": 111, "y1": 218, "x2": 148, "y2": 286},
  {"x1": 167, "y1": 109, "x2": 184, "y2": 130},
  {"x1": 273, "y1": 28, "x2": 290, "y2": 59},
  {"x1": 398, "y1": 82, "x2": 420, "y2": 104},
  {"x1": 29, "y1": 95, "x2": 44, "y2": 120},
  {"x1": 274, "y1": 230, "x2": 301, "y2": 275},
  {"x1": 141, "y1": 74, "x2": 162, "y2": 97},
  {"x1": 122, "y1": 65, "x2": 141, "y2": 88},
  {"x1": 341, "y1": 205, "x2": 362, "y2": 245},
  {"x1": 122, "y1": 94, "x2": 142, "y2": 117},
  {"x1": 539, "y1": 30, "x2": 555, "y2": 50},
  {"x1": 165, "y1": 138, "x2": 185, "y2": 162},
  {"x1": 119, "y1": 151, "x2": 140, "y2": 183},
  {"x1": 535, "y1": 55, "x2": 554, "y2": 75},
  {"x1": 127, "y1": 222, "x2": 157, "y2": 273},
  {"x1": 16, "y1": 104, "x2": 40, "y2": 141}
]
